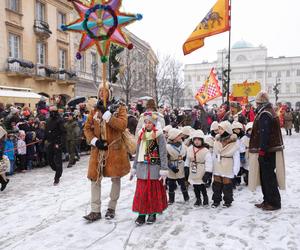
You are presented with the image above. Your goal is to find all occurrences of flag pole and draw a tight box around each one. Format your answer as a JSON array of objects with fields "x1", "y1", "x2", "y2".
[{"x1": 226, "y1": 0, "x2": 232, "y2": 103}]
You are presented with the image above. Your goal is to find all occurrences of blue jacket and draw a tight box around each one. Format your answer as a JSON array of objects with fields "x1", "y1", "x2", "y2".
[{"x1": 4, "y1": 140, "x2": 15, "y2": 160}]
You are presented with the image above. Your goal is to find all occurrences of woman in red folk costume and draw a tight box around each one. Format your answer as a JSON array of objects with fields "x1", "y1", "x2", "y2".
[{"x1": 130, "y1": 112, "x2": 168, "y2": 226}]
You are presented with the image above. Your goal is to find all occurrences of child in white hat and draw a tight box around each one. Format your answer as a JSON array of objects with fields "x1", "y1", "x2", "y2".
[
  {"x1": 240, "y1": 122, "x2": 253, "y2": 185},
  {"x1": 232, "y1": 121, "x2": 245, "y2": 187},
  {"x1": 166, "y1": 128, "x2": 189, "y2": 204},
  {"x1": 212, "y1": 121, "x2": 240, "y2": 208},
  {"x1": 185, "y1": 130, "x2": 212, "y2": 207}
]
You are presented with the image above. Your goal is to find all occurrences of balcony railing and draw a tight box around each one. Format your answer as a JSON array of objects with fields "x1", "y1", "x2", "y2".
[
  {"x1": 33, "y1": 20, "x2": 52, "y2": 39},
  {"x1": 6, "y1": 58, "x2": 35, "y2": 77},
  {"x1": 57, "y1": 69, "x2": 77, "y2": 84},
  {"x1": 36, "y1": 65, "x2": 58, "y2": 81}
]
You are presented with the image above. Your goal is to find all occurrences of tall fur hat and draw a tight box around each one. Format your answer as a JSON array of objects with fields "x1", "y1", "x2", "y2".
[
  {"x1": 232, "y1": 121, "x2": 244, "y2": 130},
  {"x1": 190, "y1": 130, "x2": 205, "y2": 140},
  {"x1": 210, "y1": 121, "x2": 219, "y2": 131},
  {"x1": 181, "y1": 126, "x2": 193, "y2": 136},
  {"x1": 255, "y1": 91, "x2": 269, "y2": 104},
  {"x1": 246, "y1": 122, "x2": 253, "y2": 132},
  {"x1": 98, "y1": 81, "x2": 113, "y2": 101},
  {"x1": 168, "y1": 128, "x2": 183, "y2": 141},
  {"x1": 218, "y1": 121, "x2": 233, "y2": 135}
]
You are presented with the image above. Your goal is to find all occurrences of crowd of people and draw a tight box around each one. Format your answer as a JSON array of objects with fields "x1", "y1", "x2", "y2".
[{"x1": 0, "y1": 88, "x2": 289, "y2": 226}]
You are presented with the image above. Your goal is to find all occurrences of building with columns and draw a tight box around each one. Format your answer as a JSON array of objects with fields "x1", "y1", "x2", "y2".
[
  {"x1": 0, "y1": 0, "x2": 77, "y2": 107},
  {"x1": 184, "y1": 40, "x2": 300, "y2": 108}
]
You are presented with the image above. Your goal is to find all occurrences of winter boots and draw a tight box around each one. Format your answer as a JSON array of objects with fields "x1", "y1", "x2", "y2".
[
  {"x1": 0, "y1": 176, "x2": 9, "y2": 191},
  {"x1": 135, "y1": 215, "x2": 146, "y2": 226},
  {"x1": 146, "y1": 214, "x2": 156, "y2": 224},
  {"x1": 83, "y1": 212, "x2": 102, "y2": 222},
  {"x1": 168, "y1": 192, "x2": 175, "y2": 205},
  {"x1": 135, "y1": 214, "x2": 156, "y2": 226},
  {"x1": 105, "y1": 209, "x2": 115, "y2": 220},
  {"x1": 193, "y1": 184, "x2": 209, "y2": 207}
]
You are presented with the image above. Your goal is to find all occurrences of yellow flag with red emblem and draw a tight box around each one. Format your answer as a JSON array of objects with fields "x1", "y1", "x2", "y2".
[{"x1": 183, "y1": 0, "x2": 230, "y2": 55}]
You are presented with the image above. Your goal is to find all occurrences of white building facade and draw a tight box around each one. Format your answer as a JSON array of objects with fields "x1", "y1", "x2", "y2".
[{"x1": 184, "y1": 40, "x2": 300, "y2": 108}]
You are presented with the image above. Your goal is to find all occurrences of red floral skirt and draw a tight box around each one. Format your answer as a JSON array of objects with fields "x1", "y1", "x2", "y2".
[{"x1": 132, "y1": 179, "x2": 168, "y2": 215}]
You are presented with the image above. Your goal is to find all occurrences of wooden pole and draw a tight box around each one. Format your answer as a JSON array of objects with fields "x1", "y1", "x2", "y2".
[
  {"x1": 226, "y1": 0, "x2": 232, "y2": 103},
  {"x1": 102, "y1": 62, "x2": 108, "y2": 107}
]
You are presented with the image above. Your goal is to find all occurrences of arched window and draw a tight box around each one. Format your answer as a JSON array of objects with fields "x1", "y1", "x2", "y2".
[{"x1": 236, "y1": 55, "x2": 247, "y2": 62}]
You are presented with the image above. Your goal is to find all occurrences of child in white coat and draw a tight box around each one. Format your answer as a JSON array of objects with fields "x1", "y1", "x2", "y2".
[
  {"x1": 166, "y1": 128, "x2": 189, "y2": 204},
  {"x1": 185, "y1": 130, "x2": 212, "y2": 206},
  {"x1": 212, "y1": 121, "x2": 240, "y2": 208}
]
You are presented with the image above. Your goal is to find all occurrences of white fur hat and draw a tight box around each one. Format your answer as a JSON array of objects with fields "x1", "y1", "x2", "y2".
[
  {"x1": 232, "y1": 121, "x2": 244, "y2": 130},
  {"x1": 163, "y1": 125, "x2": 172, "y2": 133},
  {"x1": 98, "y1": 81, "x2": 113, "y2": 101},
  {"x1": 210, "y1": 121, "x2": 219, "y2": 131},
  {"x1": 0, "y1": 126, "x2": 7, "y2": 139},
  {"x1": 246, "y1": 122, "x2": 253, "y2": 132},
  {"x1": 168, "y1": 128, "x2": 183, "y2": 140},
  {"x1": 255, "y1": 91, "x2": 269, "y2": 104},
  {"x1": 190, "y1": 130, "x2": 205, "y2": 140},
  {"x1": 181, "y1": 126, "x2": 192, "y2": 136},
  {"x1": 218, "y1": 121, "x2": 233, "y2": 135}
]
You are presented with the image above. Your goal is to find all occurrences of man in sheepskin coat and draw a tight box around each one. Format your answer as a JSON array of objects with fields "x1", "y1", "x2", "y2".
[
  {"x1": 249, "y1": 91, "x2": 285, "y2": 211},
  {"x1": 83, "y1": 83, "x2": 130, "y2": 222}
]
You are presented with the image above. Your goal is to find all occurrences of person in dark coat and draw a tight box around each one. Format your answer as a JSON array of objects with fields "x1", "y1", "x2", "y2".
[
  {"x1": 45, "y1": 106, "x2": 66, "y2": 185},
  {"x1": 293, "y1": 109, "x2": 300, "y2": 133},
  {"x1": 249, "y1": 92, "x2": 284, "y2": 211},
  {"x1": 127, "y1": 110, "x2": 138, "y2": 135}
]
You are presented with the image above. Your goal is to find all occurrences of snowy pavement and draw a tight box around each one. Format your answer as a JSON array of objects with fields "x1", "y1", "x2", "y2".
[{"x1": 1, "y1": 135, "x2": 300, "y2": 250}]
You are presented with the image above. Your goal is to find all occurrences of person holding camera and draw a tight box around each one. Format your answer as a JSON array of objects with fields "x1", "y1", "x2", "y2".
[
  {"x1": 83, "y1": 83, "x2": 130, "y2": 222},
  {"x1": 166, "y1": 128, "x2": 189, "y2": 205}
]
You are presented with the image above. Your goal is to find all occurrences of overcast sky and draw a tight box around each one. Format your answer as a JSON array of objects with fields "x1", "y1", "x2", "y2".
[{"x1": 124, "y1": 0, "x2": 300, "y2": 64}]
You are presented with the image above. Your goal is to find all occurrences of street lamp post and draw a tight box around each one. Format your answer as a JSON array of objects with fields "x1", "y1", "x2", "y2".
[{"x1": 273, "y1": 76, "x2": 281, "y2": 104}]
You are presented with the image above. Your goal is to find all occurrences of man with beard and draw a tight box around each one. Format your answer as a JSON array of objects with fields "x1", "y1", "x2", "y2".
[
  {"x1": 248, "y1": 92, "x2": 285, "y2": 211},
  {"x1": 45, "y1": 106, "x2": 66, "y2": 185},
  {"x1": 83, "y1": 83, "x2": 130, "y2": 221}
]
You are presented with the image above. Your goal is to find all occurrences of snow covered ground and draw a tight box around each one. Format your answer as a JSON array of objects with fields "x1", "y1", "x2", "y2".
[{"x1": 1, "y1": 134, "x2": 300, "y2": 250}]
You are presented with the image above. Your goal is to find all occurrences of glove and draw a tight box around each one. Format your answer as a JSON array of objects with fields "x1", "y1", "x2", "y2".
[
  {"x1": 202, "y1": 172, "x2": 212, "y2": 183},
  {"x1": 96, "y1": 100, "x2": 107, "y2": 114},
  {"x1": 108, "y1": 97, "x2": 120, "y2": 113},
  {"x1": 95, "y1": 139, "x2": 108, "y2": 150},
  {"x1": 168, "y1": 163, "x2": 179, "y2": 173}
]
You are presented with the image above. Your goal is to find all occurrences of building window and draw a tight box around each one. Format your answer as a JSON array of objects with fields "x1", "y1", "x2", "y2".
[
  {"x1": 8, "y1": 33, "x2": 20, "y2": 58},
  {"x1": 197, "y1": 75, "x2": 201, "y2": 82},
  {"x1": 286, "y1": 83, "x2": 291, "y2": 94},
  {"x1": 57, "y1": 12, "x2": 66, "y2": 30},
  {"x1": 59, "y1": 49, "x2": 67, "y2": 69},
  {"x1": 297, "y1": 84, "x2": 300, "y2": 93},
  {"x1": 277, "y1": 71, "x2": 281, "y2": 77},
  {"x1": 79, "y1": 54, "x2": 85, "y2": 72},
  {"x1": 36, "y1": 1, "x2": 45, "y2": 21},
  {"x1": 268, "y1": 71, "x2": 272, "y2": 78},
  {"x1": 8, "y1": 0, "x2": 20, "y2": 12},
  {"x1": 286, "y1": 70, "x2": 290, "y2": 77},
  {"x1": 37, "y1": 42, "x2": 46, "y2": 65},
  {"x1": 297, "y1": 69, "x2": 300, "y2": 76},
  {"x1": 236, "y1": 55, "x2": 247, "y2": 61},
  {"x1": 256, "y1": 71, "x2": 263, "y2": 78}
]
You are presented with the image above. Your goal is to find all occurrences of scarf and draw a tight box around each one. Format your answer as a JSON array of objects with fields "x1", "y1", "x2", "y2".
[{"x1": 137, "y1": 128, "x2": 161, "y2": 162}]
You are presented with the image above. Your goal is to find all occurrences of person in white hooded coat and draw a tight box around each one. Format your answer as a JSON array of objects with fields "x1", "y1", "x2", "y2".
[
  {"x1": 166, "y1": 128, "x2": 189, "y2": 204},
  {"x1": 212, "y1": 121, "x2": 240, "y2": 208},
  {"x1": 185, "y1": 130, "x2": 212, "y2": 206}
]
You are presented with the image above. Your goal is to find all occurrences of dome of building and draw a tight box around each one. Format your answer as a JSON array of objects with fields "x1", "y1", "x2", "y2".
[{"x1": 232, "y1": 40, "x2": 254, "y2": 49}]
